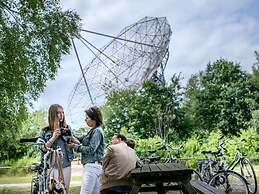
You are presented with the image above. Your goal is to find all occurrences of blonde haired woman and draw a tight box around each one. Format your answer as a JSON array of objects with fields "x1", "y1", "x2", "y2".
[{"x1": 39, "y1": 104, "x2": 74, "y2": 193}]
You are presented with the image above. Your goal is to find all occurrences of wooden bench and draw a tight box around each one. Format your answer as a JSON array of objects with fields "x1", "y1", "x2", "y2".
[{"x1": 191, "y1": 180, "x2": 225, "y2": 194}]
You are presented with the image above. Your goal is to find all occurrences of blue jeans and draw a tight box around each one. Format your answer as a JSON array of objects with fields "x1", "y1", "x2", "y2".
[{"x1": 80, "y1": 163, "x2": 103, "y2": 194}]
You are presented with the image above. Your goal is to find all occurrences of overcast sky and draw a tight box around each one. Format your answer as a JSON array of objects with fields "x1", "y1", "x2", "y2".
[{"x1": 32, "y1": 0, "x2": 259, "y2": 128}]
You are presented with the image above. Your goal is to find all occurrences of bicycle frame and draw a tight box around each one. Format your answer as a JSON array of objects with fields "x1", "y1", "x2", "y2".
[
  {"x1": 20, "y1": 137, "x2": 63, "y2": 194},
  {"x1": 227, "y1": 148, "x2": 243, "y2": 171}
]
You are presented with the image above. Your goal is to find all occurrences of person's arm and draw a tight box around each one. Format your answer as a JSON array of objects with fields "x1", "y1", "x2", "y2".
[
  {"x1": 45, "y1": 129, "x2": 60, "y2": 148},
  {"x1": 102, "y1": 146, "x2": 113, "y2": 170},
  {"x1": 74, "y1": 129, "x2": 102, "y2": 156},
  {"x1": 73, "y1": 134, "x2": 84, "y2": 143}
]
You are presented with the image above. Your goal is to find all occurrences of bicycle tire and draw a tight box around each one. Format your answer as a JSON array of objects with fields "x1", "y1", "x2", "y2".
[
  {"x1": 208, "y1": 170, "x2": 249, "y2": 194},
  {"x1": 31, "y1": 176, "x2": 39, "y2": 194},
  {"x1": 240, "y1": 158, "x2": 257, "y2": 194}
]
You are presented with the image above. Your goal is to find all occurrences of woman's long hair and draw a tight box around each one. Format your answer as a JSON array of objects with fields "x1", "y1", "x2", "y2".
[{"x1": 48, "y1": 104, "x2": 67, "y2": 131}]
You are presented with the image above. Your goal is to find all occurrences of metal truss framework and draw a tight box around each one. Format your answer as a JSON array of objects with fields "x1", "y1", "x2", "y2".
[{"x1": 68, "y1": 16, "x2": 172, "y2": 121}]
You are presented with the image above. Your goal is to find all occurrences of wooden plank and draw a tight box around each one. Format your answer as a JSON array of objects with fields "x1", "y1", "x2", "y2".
[
  {"x1": 163, "y1": 162, "x2": 180, "y2": 171},
  {"x1": 141, "y1": 164, "x2": 151, "y2": 173},
  {"x1": 164, "y1": 162, "x2": 188, "y2": 170},
  {"x1": 132, "y1": 166, "x2": 141, "y2": 173},
  {"x1": 149, "y1": 163, "x2": 161, "y2": 172},
  {"x1": 191, "y1": 180, "x2": 225, "y2": 194},
  {"x1": 157, "y1": 163, "x2": 171, "y2": 171}
]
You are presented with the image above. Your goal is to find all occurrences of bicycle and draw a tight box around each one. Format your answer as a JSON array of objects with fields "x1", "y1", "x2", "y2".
[
  {"x1": 140, "y1": 142, "x2": 183, "y2": 164},
  {"x1": 196, "y1": 138, "x2": 225, "y2": 183},
  {"x1": 141, "y1": 142, "x2": 202, "y2": 181},
  {"x1": 226, "y1": 139, "x2": 257, "y2": 194},
  {"x1": 197, "y1": 137, "x2": 250, "y2": 194},
  {"x1": 20, "y1": 137, "x2": 66, "y2": 194}
]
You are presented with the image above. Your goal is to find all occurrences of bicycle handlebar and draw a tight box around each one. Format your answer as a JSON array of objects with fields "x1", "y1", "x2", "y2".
[
  {"x1": 201, "y1": 138, "x2": 226, "y2": 156},
  {"x1": 19, "y1": 136, "x2": 40, "y2": 143}
]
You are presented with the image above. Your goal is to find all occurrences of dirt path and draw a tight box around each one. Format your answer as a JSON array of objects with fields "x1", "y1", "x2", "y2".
[{"x1": 71, "y1": 161, "x2": 83, "y2": 176}]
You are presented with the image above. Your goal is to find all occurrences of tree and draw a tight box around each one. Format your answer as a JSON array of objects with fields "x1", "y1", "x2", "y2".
[
  {"x1": 0, "y1": 0, "x2": 80, "y2": 161},
  {"x1": 184, "y1": 59, "x2": 257, "y2": 135},
  {"x1": 102, "y1": 89, "x2": 138, "y2": 139},
  {"x1": 250, "y1": 51, "x2": 259, "y2": 133},
  {"x1": 14, "y1": 110, "x2": 48, "y2": 159},
  {"x1": 251, "y1": 51, "x2": 259, "y2": 92},
  {"x1": 103, "y1": 75, "x2": 187, "y2": 142}
]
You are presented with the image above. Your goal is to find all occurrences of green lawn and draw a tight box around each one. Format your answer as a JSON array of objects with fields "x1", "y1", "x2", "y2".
[
  {"x1": 0, "y1": 175, "x2": 82, "y2": 184},
  {"x1": 0, "y1": 186, "x2": 81, "y2": 194}
]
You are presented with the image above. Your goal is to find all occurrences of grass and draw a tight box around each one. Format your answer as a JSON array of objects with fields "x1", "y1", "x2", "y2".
[
  {"x1": 0, "y1": 175, "x2": 82, "y2": 184},
  {"x1": 0, "y1": 186, "x2": 81, "y2": 194}
]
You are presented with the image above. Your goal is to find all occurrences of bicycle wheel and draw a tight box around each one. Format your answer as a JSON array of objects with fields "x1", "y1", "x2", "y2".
[
  {"x1": 209, "y1": 170, "x2": 249, "y2": 194},
  {"x1": 31, "y1": 175, "x2": 39, "y2": 194},
  {"x1": 239, "y1": 158, "x2": 257, "y2": 194}
]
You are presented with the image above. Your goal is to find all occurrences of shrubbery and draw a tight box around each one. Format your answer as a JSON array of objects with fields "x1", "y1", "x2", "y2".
[{"x1": 134, "y1": 128, "x2": 259, "y2": 167}]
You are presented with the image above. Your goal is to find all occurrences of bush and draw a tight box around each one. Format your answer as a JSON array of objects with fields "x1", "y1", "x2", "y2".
[
  {"x1": 0, "y1": 155, "x2": 39, "y2": 176},
  {"x1": 251, "y1": 109, "x2": 259, "y2": 133},
  {"x1": 135, "y1": 136, "x2": 163, "y2": 157},
  {"x1": 132, "y1": 129, "x2": 259, "y2": 167}
]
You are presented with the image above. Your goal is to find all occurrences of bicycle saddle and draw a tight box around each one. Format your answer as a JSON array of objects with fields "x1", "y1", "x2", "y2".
[
  {"x1": 201, "y1": 150, "x2": 220, "y2": 155},
  {"x1": 148, "y1": 156, "x2": 161, "y2": 162}
]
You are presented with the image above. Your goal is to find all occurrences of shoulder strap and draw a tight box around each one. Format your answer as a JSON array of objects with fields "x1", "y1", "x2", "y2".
[
  {"x1": 55, "y1": 151, "x2": 65, "y2": 183},
  {"x1": 54, "y1": 151, "x2": 67, "y2": 193}
]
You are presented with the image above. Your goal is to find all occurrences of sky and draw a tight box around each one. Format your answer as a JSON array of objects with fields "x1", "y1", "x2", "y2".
[{"x1": 32, "y1": 0, "x2": 259, "y2": 129}]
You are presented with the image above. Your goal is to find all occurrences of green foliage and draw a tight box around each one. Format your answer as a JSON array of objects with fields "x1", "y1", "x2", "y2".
[
  {"x1": 0, "y1": 110, "x2": 47, "y2": 162},
  {"x1": 134, "y1": 136, "x2": 163, "y2": 157},
  {"x1": 103, "y1": 76, "x2": 187, "y2": 141},
  {"x1": 180, "y1": 128, "x2": 259, "y2": 166},
  {"x1": 0, "y1": 0, "x2": 80, "y2": 161},
  {"x1": 184, "y1": 59, "x2": 257, "y2": 135},
  {"x1": 251, "y1": 110, "x2": 259, "y2": 133},
  {"x1": 252, "y1": 51, "x2": 259, "y2": 89},
  {"x1": 102, "y1": 89, "x2": 138, "y2": 139},
  {"x1": 134, "y1": 129, "x2": 259, "y2": 167},
  {"x1": 0, "y1": 155, "x2": 39, "y2": 176}
]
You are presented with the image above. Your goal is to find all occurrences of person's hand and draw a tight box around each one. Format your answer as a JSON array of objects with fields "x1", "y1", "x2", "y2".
[
  {"x1": 70, "y1": 136, "x2": 80, "y2": 144},
  {"x1": 52, "y1": 129, "x2": 61, "y2": 140},
  {"x1": 67, "y1": 143, "x2": 75, "y2": 149}
]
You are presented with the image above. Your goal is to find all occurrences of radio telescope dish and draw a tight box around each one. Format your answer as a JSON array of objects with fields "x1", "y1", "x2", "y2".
[{"x1": 68, "y1": 16, "x2": 172, "y2": 126}]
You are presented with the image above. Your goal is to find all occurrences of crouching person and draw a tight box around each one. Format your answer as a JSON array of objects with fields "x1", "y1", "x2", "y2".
[{"x1": 100, "y1": 134, "x2": 138, "y2": 194}]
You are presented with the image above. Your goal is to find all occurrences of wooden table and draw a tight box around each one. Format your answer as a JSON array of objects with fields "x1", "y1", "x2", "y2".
[{"x1": 129, "y1": 162, "x2": 197, "y2": 194}]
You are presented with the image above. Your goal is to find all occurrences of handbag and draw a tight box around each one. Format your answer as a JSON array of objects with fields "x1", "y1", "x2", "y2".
[{"x1": 48, "y1": 150, "x2": 67, "y2": 194}]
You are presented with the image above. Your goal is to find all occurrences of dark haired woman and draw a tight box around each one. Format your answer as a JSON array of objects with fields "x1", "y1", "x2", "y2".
[
  {"x1": 39, "y1": 104, "x2": 74, "y2": 193},
  {"x1": 70, "y1": 106, "x2": 105, "y2": 194}
]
